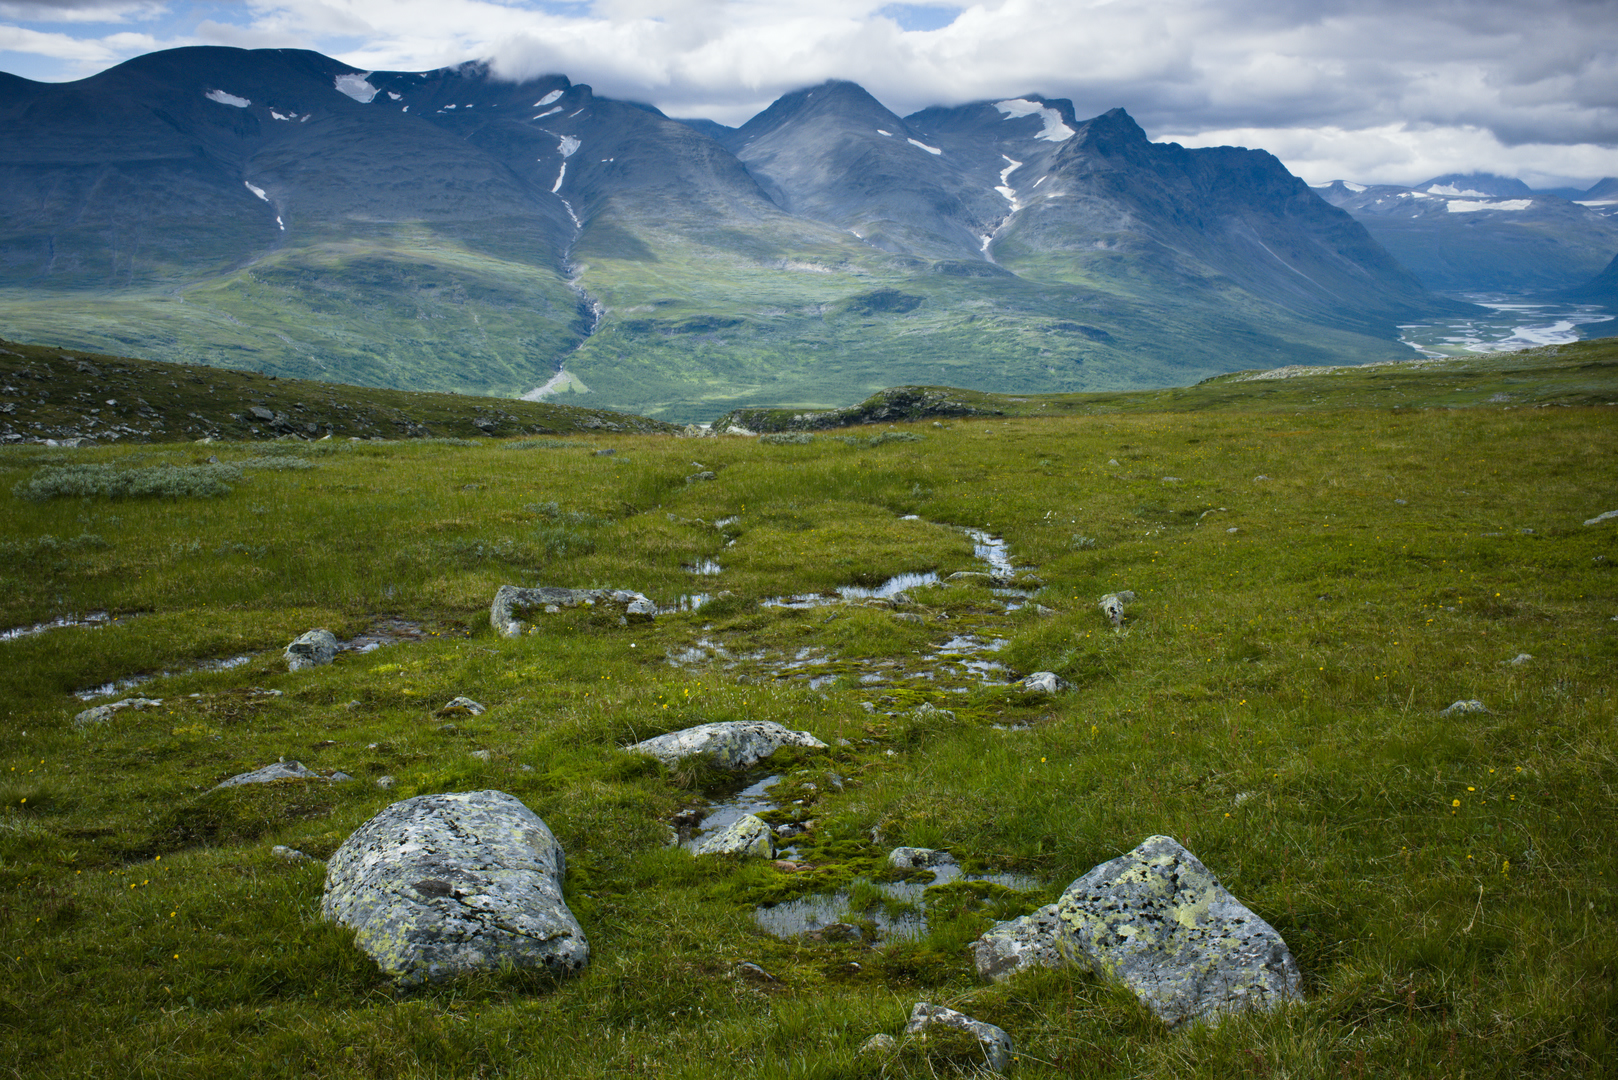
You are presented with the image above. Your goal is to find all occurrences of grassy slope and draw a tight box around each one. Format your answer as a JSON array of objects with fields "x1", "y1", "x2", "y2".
[{"x1": 0, "y1": 341, "x2": 1614, "y2": 1078}]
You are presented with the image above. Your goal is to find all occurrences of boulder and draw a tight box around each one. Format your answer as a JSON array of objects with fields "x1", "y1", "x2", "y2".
[
  {"x1": 1098, "y1": 591, "x2": 1136, "y2": 628},
  {"x1": 905, "y1": 1003, "x2": 1014, "y2": 1073},
  {"x1": 694, "y1": 813, "x2": 776, "y2": 858},
  {"x1": 490, "y1": 585, "x2": 656, "y2": 637},
  {"x1": 972, "y1": 835, "x2": 1302, "y2": 1027},
  {"x1": 285, "y1": 629, "x2": 340, "y2": 671},
  {"x1": 626, "y1": 720, "x2": 827, "y2": 770},
  {"x1": 970, "y1": 903, "x2": 1069, "y2": 981},
  {"x1": 73, "y1": 696, "x2": 162, "y2": 728},
  {"x1": 1440, "y1": 699, "x2": 1488, "y2": 717},
  {"x1": 320, "y1": 790, "x2": 587, "y2": 985},
  {"x1": 1020, "y1": 671, "x2": 1068, "y2": 693},
  {"x1": 888, "y1": 847, "x2": 956, "y2": 870}
]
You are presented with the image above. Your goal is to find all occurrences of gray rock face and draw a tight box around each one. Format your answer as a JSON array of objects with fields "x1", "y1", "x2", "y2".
[
  {"x1": 905, "y1": 1003, "x2": 1014, "y2": 1073},
  {"x1": 490, "y1": 585, "x2": 656, "y2": 637},
  {"x1": 970, "y1": 902, "x2": 1069, "y2": 980},
  {"x1": 1098, "y1": 590, "x2": 1137, "y2": 628},
  {"x1": 1440, "y1": 699, "x2": 1488, "y2": 717},
  {"x1": 321, "y1": 790, "x2": 587, "y2": 985},
  {"x1": 694, "y1": 813, "x2": 776, "y2": 858},
  {"x1": 214, "y1": 759, "x2": 321, "y2": 789},
  {"x1": 888, "y1": 847, "x2": 956, "y2": 870},
  {"x1": 1021, "y1": 671, "x2": 1068, "y2": 693},
  {"x1": 285, "y1": 629, "x2": 340, "y2": 671},
  {"x1": 626, "y1": 720, "x2": 827, "y2": 770},
  {"x1": 73, "y1": 696, "x2": 162, "y2": 728},
  {"x1": 1057, "y1": 835, "x2": 1300, "y2": 1026}
]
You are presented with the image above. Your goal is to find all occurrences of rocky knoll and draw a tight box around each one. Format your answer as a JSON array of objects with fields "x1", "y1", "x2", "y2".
[
  {"x1": 321, "y1": 790, "x2": 587, "y2": 986},
  {"x1": 972, "y1": 835, "x2": 1302, "y2": 1027}
]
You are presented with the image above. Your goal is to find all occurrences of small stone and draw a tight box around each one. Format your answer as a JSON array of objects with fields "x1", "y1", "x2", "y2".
[
  {"x1": 470, "y1": 749, "x2": 494, "y2": 761},
  {"x1": 888, "y1": 847, "x2": 956, "y2": 870},
  {"x1": 1506, "y1": 654, "x2": 1532, "y2": 666},
  {"x1": 805, "y1": 922, "x2": 862, "y2": 942},
  {"x1": 905, "y1": 1003, "x2": 1014, "y2": 1074},
  {"x1": 329, "y1": 771, "x2": 353, "y2": 782},
  {"x1": 376, "y1": 775, "x2": 397, "y2": 789},
  {"x1": 734, "y1": 961, "x2": 778, "y2": 983},
  {"x1": 1098, "y1": 591, "x2": 1134, "y2": 627},
  {"x1": 1394, "y1": 498, "x2": 1407, "y2": 505},
  {"x1": 685, "y1": 470, "x2": 716, "y2": 483},
  {"x1": 73, "y1": 696, "x2": 163, "y2": 728},
  {"x1": 213, "y1": 759, "x2": 319, "y2": 789},
  {"x1": 272, "y1": 845, "x2": 314, "y2": 863},
  {"x1": 694, "y1": 813, "x2": 775, "y2": 858},
  {"x1": 858, "y1": 1033, "x2": 897, "y2": 1056},
  {"x1": 1021, "y1": 671, "x2": 1068, "y2": 693},
  {"x1": 1108, "y1": 458, "x2": 1120, "y2": 466},
  {"x1": 1227, "y1": 527, "x2": 1239, "y2": 534},
  {"x1": 437, "y1": 696, "x2": 486, "y2": 717},
  {"x1": 1254, "y1": 475, "x2": 1270, "y2": 481},
  {"x1": 1440, "y1": 699, "x2": 1488, "y2": 717},
  {"x1": 285, "y1": 629, "x2": 340, "y2": 672}
]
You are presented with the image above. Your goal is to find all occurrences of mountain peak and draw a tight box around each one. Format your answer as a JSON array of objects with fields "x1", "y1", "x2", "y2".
[{"x1": 1416, "y1": 172, "x2": 1534, "y2": 199}]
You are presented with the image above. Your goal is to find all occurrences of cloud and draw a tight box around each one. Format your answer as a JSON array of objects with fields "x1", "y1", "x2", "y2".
[
  {"x1": 0, "y1": 0, "x2": 168, "y2": 21},
  {"x1": 2, "y1": 0, "x2": 1617, "y2": 184}
]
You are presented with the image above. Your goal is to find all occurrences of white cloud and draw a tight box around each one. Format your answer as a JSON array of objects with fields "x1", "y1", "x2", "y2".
[{"x1": 1, "y1": 0, "x2": 1615, "y2": 185}]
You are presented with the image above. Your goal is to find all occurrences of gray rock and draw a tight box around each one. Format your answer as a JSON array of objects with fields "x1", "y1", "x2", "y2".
[
  {"x1": 888, "y1": 847, "x2": 957, "y2": 870},
  {"x1": 1506, "y1": 654, "x2": 1532, "y2": 666},
  {"x1": 1021, "y1": 671, "x2": 1068, "y2": 693},
  {"x1": 685, "y1": 470, "x2": 717, "y2": 483},
  {"x1": 376, "y1": 775, "x2": 397, "y2": 789},
  {"x1": 1584, "y1": 509, "x2": 1618, "y2": 526},
  {"x1": 320, "y1": 790, "x2": 587, "y2": 985},
  {"x1": 214, "y1": 759, "x2": 326, "y2": 789},
  {"x1": 1440, "y1": 699, "x2": 1489, "y2": 717},
  {"x1": 272, "y1": 845, "x2": 315, "y2": 863},
  {"x1": 285, "y1": 629, "x2": 340, "y2": 671},
  {"x1": 1098, "y1": 590, "x2": 1136, "y2": 628},
  {"x1": 694, "y1": 813, "x2": 775, "y2": 858},
  {"x1": 905, "y1": 1003, "x2": 1014, "y2": 1073},
  {"x1": 437, "y1": 696, "x2": 486, "y2": 716},
  {"x1": 1053, "y1": 835, "x2": 1302, "y2": 1027},
  {"x1": 626, "y1": 720, "x2": 827, "y2": 770},
  {"x1": 490, "y1": 585, "x2": 656, "y2": 637},
  {"x1": 970, "y1": 903, "x2": 1070, "y2": 981},
  {"x1": 73, "y1": 696, "x2": 162, "y2": 728},
  {"x1": 858, "y1": 1033, "x2": 897, "y2": 1056}
]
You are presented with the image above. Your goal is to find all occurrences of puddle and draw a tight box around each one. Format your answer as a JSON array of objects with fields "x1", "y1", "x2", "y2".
[
  {"x1": 681, "y1": 774, "x2": 781, "y2": 851},
  {"x1": 77, "y1": 653, "x2": 255, "y2": 700},
  {"x1": 837, "y1": 572, "x2": 939, "y2": 600},
  {"x1": 754, "y1": 864, "x2": 1041, "y2": 941},
  {"x1": 761, "y1": 593, "x2": 839, "y2": 609},
  {"x1": 2, "y1": 611, "x2": 135, "y2": 642},
  {"x1": 963, "y1": 528, "x2": 1015, "y2": 578},
  {"x1": 684, "y1": 560, "x2": 723, "y2": 576},
  {"x1": 656, "y1": 594, "x2": 712, "y2": 616},
  {"x1": 344, "y1": 619, "x2": 431, "y2": 652}
]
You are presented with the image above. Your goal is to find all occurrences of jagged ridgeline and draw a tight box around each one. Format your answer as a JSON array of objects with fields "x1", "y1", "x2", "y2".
[{"x1": 0, "y1": 49, "x2": 1468, "y2": 421}]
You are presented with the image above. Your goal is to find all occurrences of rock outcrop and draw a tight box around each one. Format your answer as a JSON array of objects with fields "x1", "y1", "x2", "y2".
[
  {"x1": 626, "y1": 721, "x2": 827, "y2": 770},
  {"x1": 490, "y1": 585, "x2": 656, "y2": 637},
  {"x1": 321, "y1": 790, "x2": 587, "y2": 985},
  {"x1": 972, "y1": 835, "x2": 1302, "y2": 1027}
]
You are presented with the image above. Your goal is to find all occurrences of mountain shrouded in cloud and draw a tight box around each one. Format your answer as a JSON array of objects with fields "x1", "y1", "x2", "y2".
[
  {"x1": 2, "y1": 1, "x2": 1617, "y2": 189},
  {"x1": 0, "y1": 46, "x2": 1477, "y2": 420}
]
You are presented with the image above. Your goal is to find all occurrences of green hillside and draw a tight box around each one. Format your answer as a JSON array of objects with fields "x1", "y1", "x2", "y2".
[{"x1": 1, "y1": 339, "x2": 1613, "y2": 1077}]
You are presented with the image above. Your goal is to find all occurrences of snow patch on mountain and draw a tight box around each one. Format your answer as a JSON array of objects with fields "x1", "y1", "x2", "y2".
[
  {"x1": 387, "y1": 92, "x2": 401, "y2": 101},
  {"x1": 994, "y1": 98, "x2": 1074, "y2": 141},
  {"x1": 908, "y1": 138, "x2": 942, "y2": 155},
  {"x1": 1341, "y1": 181, "x2": 1367, "y2": 193},
  {"x1": 205, "y1": 90, "x2": 250, "y2": 108},
  {"x1": 244, "y1": 182, "x2": 269, "y2": 202},
  {"x1": 534, "y1": 107, "x2": 562, "y2": 119},
  {"x1": 559, "y1": 136, "x2": 581, "y2": 158},
  {"x1": 1448, "y1": 199, "x2": 1533, "y2": 213},
  {"x1": 1428, "y1": 184, "x2": 1489, "y2": 197},
  {"x1": 877, "y1": 129, "x2": 892, "y2": 136},
  {"x1": 334, "y1": 74, "x2": 378, "y2": 103},
  {"x1": 995, "y1": 155, "x2": 1023, "y2": 208},
  {"x1": 551, "y1": 163, "x2": 567, "y2": 193},
  {"x1": 535, "y1": 90, "x2": 563, "y2": 107}
]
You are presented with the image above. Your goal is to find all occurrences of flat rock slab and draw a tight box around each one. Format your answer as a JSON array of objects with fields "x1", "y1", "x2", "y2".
[
  {"x1": 214, "y1": 759, "x2": 333, "y2": 789},
  {"x1": 626, "y1": 720, "x2": 827, "y2": 770},
  {"x1": 974, "y1": 835, "x2": 1302, "y2": 1027},
  {"x1": 286, "y1": 629, "x2": 340, "y2": 671},
  {"x1": 906, "y1": 1003, "x2": 1014, "y2": 1073},
  {"x1": 491, "y1": 585, "x2": 655, "y2": 637},
  {"x1": 321, "y1": 790, "x2": 587, "y2": 986},
  {"x1": 73, "y1": 696, "x2": 162, "y2": 728}
]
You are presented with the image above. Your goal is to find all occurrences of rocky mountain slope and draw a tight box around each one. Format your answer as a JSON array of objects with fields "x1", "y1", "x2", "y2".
[{"x1": 1, "y1": 47, "x2": 1468, "y2": 419}]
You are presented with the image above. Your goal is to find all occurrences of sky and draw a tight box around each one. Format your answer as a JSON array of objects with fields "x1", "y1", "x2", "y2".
[{"x1": 3, "y1": 0, "x2": 1618, "y2": 189}]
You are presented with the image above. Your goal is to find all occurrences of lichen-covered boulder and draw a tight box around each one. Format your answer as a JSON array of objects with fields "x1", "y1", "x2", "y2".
[
  {"x1": 970, "y1": 902, "x2": 1069, "y2": 981},
  {"x1": 285, "y1": 629, "x2": 340, "y2": 671},
  {"x1": 1061, "y1": 835, "x2": 1300, "y2": 1026},
  {"x1": 694, "y1": 813, "x2": 775, "y2": 858},
  {"x1": 905, "y1": 1003, "x2": 1014, "y2": 1073},
  {"x1": 320, "y1": 790, "x2": 587, "y2": 985},
  {"x1": 490, "y1": 585, "x2": 655, "y2": 637},
  {"x1": 626, "y1": 720, "x2": 826, "y2": 770}
]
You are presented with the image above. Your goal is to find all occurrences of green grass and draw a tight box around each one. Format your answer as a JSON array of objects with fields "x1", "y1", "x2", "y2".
[{"x1": 0, "y1": 341, "x2": 1614, "y2": 1077}]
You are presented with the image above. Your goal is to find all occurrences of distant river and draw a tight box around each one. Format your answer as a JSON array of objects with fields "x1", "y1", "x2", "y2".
[{"x1": 1400, "y1": 296, "x2": 1616, "y2": 357}]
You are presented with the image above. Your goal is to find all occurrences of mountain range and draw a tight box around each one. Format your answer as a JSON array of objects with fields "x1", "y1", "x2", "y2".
[
  {"x1": 1314, "y1": 173, "x2": 1618, "y2": 295},
  {"x1": 2, "y1": 47, "x2": 1480, "y2": 419}
]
